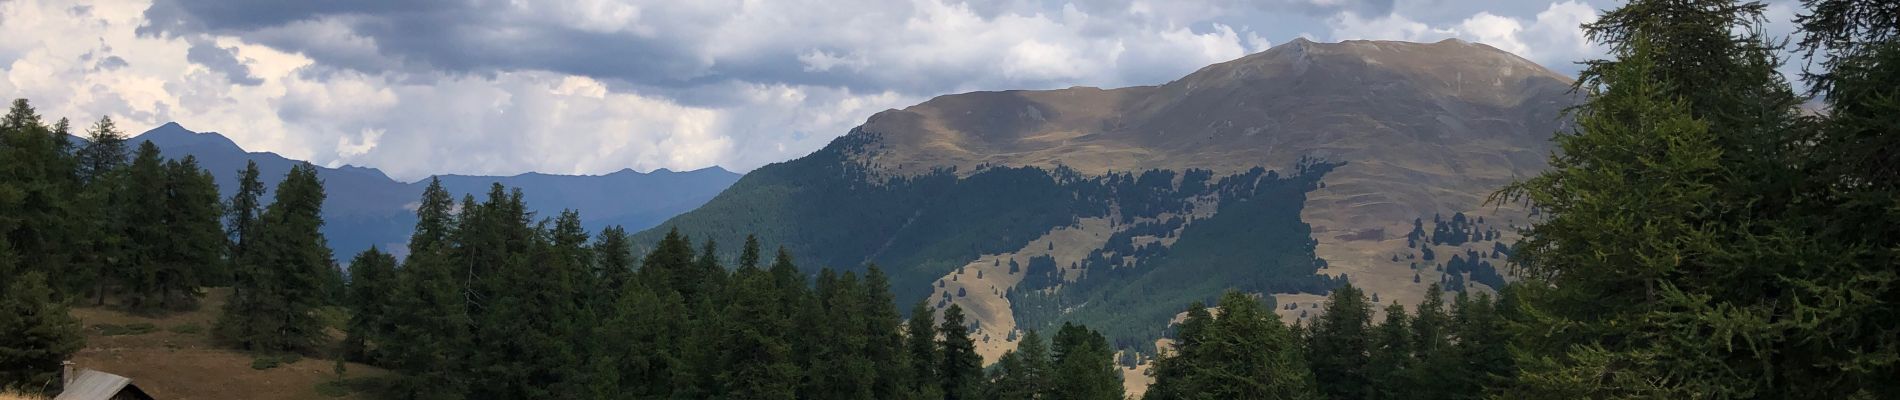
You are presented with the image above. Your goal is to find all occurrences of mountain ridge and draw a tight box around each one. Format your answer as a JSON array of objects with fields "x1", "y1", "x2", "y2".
[
  {"x1": 117, "y1": 122, "x2": 742, "y2": 259},
  {"x1": 639, "y1": 38, "x2": 1574, "y2": 362}
]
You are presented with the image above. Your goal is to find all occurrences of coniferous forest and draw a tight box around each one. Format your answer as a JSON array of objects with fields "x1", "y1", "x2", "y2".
[{"x1": 4, "y1": 0, "x2": 1899, "y2": 398}]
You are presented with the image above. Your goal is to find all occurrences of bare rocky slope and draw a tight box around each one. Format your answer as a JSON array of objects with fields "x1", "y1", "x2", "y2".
[{"x1": 638, "y1": 38, "x2": 1576, "y2": 370}]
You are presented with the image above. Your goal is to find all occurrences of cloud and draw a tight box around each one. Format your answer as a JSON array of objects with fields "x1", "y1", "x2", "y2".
[
  {"x1": 1327, "y1": 0, "x2": 1602, "y2": 73},
  {"x1": 4, "y1": 0, "x2": 1635, "y2": 180},
  {"x1": 185, "y1": 40, "x2": 261, "y2": 85}
]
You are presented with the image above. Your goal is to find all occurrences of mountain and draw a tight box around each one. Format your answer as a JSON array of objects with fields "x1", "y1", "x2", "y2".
[
  {"x1": 126, "y1": 122, "x2": 742, "y2": 260},
  {"x1": 636, "y1": 38, "x2": 1577, "y2": 362}
]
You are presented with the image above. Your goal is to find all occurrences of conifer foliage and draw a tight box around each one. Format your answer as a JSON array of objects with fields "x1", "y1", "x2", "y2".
[{"x1": 324, "y1": 180, "x2": 1129, "y2": 400}]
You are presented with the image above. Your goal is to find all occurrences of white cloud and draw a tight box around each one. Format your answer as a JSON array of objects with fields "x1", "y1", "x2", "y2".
[
  {"x1": 3, "y1": 0, "x2": 1629, "y2": 181},
  {"x1": 1327, "y1": 1, "x2": 1600, "y2": 71}
]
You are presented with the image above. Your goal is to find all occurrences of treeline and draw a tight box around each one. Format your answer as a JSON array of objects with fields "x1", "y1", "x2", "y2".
[
  {"x1": 1, "y1": 101, "x2": 238, "y2": 390},
  {"x1": 1143, "y1": 283, "x2": 1510, "y2": 400},
  {"x1": 1492, "y1": 0, "x2": 1899, "y2": 397},
  {"x1": 333, "y1": 180, "x2": 1129, "y2": 400},
  {"x1": 0, "y1": 103, "x2": 231, "y2": 310}
]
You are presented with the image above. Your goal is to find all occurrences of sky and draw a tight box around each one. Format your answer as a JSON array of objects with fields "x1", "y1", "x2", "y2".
[{"x1": 0, "y1": 0, "x2": 1807, "y2": 181}]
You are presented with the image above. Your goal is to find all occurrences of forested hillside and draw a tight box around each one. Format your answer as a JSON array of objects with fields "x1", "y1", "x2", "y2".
[
  {"x1": 636, "y1": 34, "x2": 1578, "y2": 365},
  {"x1": 126, "y1": 122, "x2": 739, "y2": 259},
  {"x1": 4, "y1": 0, "x2": 1898, "y2": 398}
]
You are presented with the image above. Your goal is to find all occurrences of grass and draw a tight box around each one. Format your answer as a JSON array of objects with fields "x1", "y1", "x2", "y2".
[
  {"x1": 251, "y1": 354, "x2": 303, "y2": 370},
  {"x1": 70, "y1": 288, "x2": 395, "y2": 400},
  {"x1": 93, "y1": 322, "x2": 159, "y2": 336},
  {"x1": 167, "y1": 323, "x2": 205, "y2": 334}
]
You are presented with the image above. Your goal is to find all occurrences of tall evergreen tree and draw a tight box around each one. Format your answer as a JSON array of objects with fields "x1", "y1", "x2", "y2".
[
  {"x1": 216, "y1": 163, "x2": 332, "y2": 352},
  {"x1": 1307, "y1": 282, "x2": 1374, "y2": 400},
  {"x1": 591, "y1": 225, "x2": 635, "y2": 298},
  {"x1": 117, "y1": 141, "x2": 169, "y2": 310},
  {"x1": 1365, "y1": 303, "x2": 1413, "y2": 400},
  {"x1": 75, "y1": 116, "x2": 126, "y2": 184},
  {"x1": 226, "y1": 161, "x2": 265, "y2": 298},
  {"x1": 1048, "y1": 323, "x2": 1124, "y2": 400},
  {"x1": 907, "y1": 300, "x2": 943, "y2": 399},
  {"x1": 0, "y1": 99, "x2": 79, "y2": 293},
  {"x1": 1492, "y1": 0, "x2": 1881, "y2": 395},
  {"x1": 1148, "y1": 291, "x2": 1317, "y2": 399},
  {"x1": 342, "y1": 247, "x2": 397, "y2": 363},
  {"x1": 596, "y1": 278, "x2": 685, "y2": 398},
  {"x1": 715, "y1": 257, "x2": 799, "y2": 399},
  {"x1": 861, "y1": 264, "x2": 912, "y2": 400},
  {"x1": 382, "y1": 178, "x2": 471, "y2": 400},
  {"x1": 0, "y1": 271, "x2": 83, "y2": 392},
  {"x1": 163, "y1": 156, "x2": 226, "y2": 289},
  {"x1": 985, "y1": 329, "x2": 1050, "y2": 400},
  {"x1": 1144, "y1": 303, "x2": 1211, "y2": 400},
  {"x1": 75, "y1": 116, "x2": 128, "y2": 305},
  {"x1": 938, "y1": 304, "x2": 984, "y2": 400}
]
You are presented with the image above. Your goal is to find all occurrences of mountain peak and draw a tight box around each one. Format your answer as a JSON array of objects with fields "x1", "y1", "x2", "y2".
[{"x1": 135, "y1": 122, "x2": 246, "y2": 155}]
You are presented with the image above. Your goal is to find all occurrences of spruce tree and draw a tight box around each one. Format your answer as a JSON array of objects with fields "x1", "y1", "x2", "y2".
[
  {"x1": 226, "y1": 161, "x2": 265, "y2": 296},
  {"x1": 1144, "y1": 303, "x2": 1211, "y2": 400},
  {"x1": 986, "y1": 329, "x2": 1050, "y2": 400},
  {"x1": 118, "y1": 141, "x2": 169, "y2": 310},
  {"x1": 1490, "y1": 0, "x2": 1876, "y2": 395},
  {"x1": 382, "y1": 178, "x2": 471, "y2": 399},
  {"x1": 906, "y1": 300, "x2": 943, "y2": 399},
  {"x1": 938, "y1": 304, "x2": 983, "y2": 400},
  {"x1": 162, "y1": 156, "x2": 225, "y2": 291},
  {"x1": 591, "y1": 225, "x2": 635, "y2": 299},
  {"x1": 1307, "y1": 282, "x2": 1374, "y2": 400},
  {"x1": 1049, "y1": 323, "x2": 1123, "y2": 400},
  {"x1": 343, "y1": 247, "x2": 397, "y2": 363},
  {"x1": 1365, "y1": 303, "x2": 1414, "y2": 400},
  {"x1": 861, "y1": 265, "x2": 912, "y2": 400},
  {"x1": 0, "y1": 271, "x2": 83, "y2": 392},
  {"x1": 0, "y1": 99, "x2": 80, "y2": 293},
  {"x1": 597, "y1": 279, "x2": 684, "y2": 398},
  {"x1": 75, "y1": 116, "x2": 129, "y2": 305},
  {"x1": 216, "y1": 163, "x2": 332, "y2": 352},
  {"x1": 716, "y1": 258, "x2": 798, "y2": 399},
  {"x1": 1150, "y1": 291, "x2": 1317, "y2": 399}
]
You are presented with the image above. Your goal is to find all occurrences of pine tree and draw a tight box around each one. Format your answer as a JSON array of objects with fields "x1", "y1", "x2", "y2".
[
  {"x1": 1490, "y1": 0, "x2": 1875, "y2": 395},
  {"x1": 216, "y1": 163, "x2": 332, "y2": 352},
  {"x1": 382, "y1": 178, "x2": 471, "y2": 399},
  {"x1": 226, "y1": 161, "x2": 265, "y2": 296},
  {"x1": 163, "y1": 156, "x2": 225, "y2": 290},
  {"x1": 117, "y1": 141, "x2": 169, "y2": 310},
  {"x1": 75, "y1": 116, "x2": 129, "y2": 305},
  {"x1": 985, "y1": 329, "x2": 1050, "y2": 400},
  {"x1": 640, "y1": 228, "x2": 698, "y2": 300},
  {"x1": 1366, "y1": 303, "x2": 1413, "y2": 400},
  {"x1": 0, "y1": 271, "x2": 83, "y2": 392},
  {"x1": 907, "y1": 300, "x2": 943, "y2": 399},
  {"x1": 1149, "y1": 291, "x2": 1318, "y2": 399},
  {"x1": 1307, "y1": 282, "x2": 1374, "y2": 400},
  {"x1": 716, "y1": 258, "x2": 798, "y2": 399},
  {"x1": 1048, "y1": 323, "x2": 1123, "y2": 400},
  {"x1": 861, "y1": 265, "x2": 913, "y2": 400},
  {"x1": 1144, "y1": 303, "x2": 1210, "y2": 400},
  {"x1": 597, "y1": 279, "x2": 684, "y2": 398},
  {"x1": 938, "y1": 304, "x2": 983, "y2": 400},
  {"x1": 591, "y1": 225, "x2": 635, "y2": 299},
  {"x1": 0, "y1": 99, "x2": 80, "y2": 294},
  {"x1": 343, "y1": 247, "x2": 397, "y2": 363},
  {"x1": 76, "y1": 116, "x2": 126, "y2": 185}
]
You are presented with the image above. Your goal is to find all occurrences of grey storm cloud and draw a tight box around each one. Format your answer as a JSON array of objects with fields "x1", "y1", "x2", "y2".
[
  {"x1": 185, "y1": 40, "x2": 262, "y2": 85},
  {"x1": 129, "y1": 0, "x2": 1396, "y2": 100},
  {"x1": 0, "y1": 0, "x2": 1615, "y2": 180}
]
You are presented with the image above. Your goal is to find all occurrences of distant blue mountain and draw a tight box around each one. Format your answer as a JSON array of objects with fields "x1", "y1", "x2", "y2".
[{"x1": 123, "y1": 122, "x2": 742, "y2": 260}]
